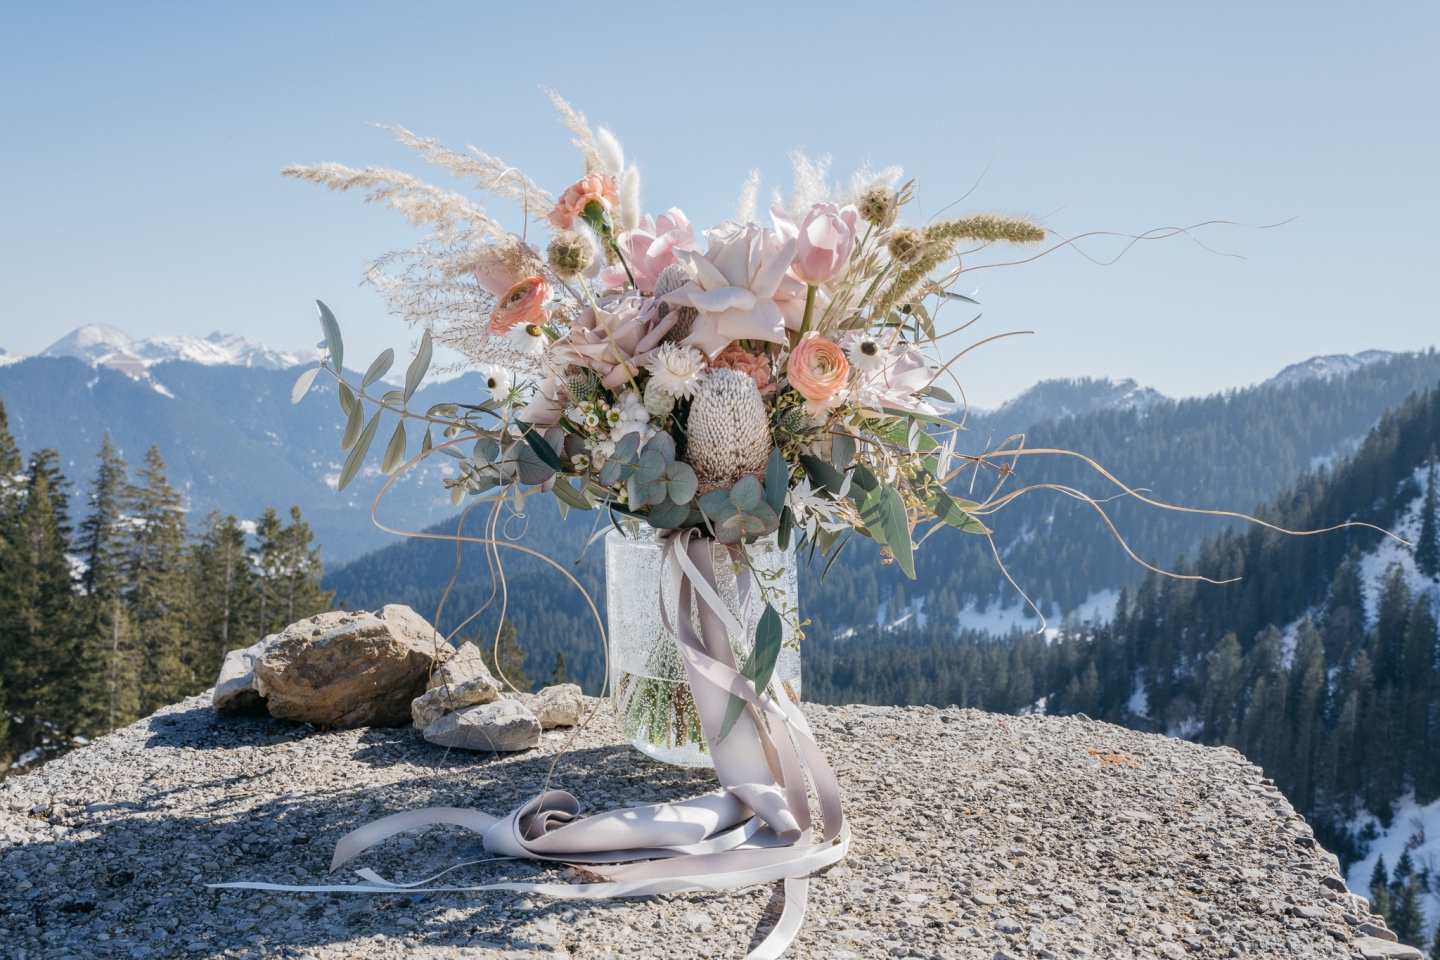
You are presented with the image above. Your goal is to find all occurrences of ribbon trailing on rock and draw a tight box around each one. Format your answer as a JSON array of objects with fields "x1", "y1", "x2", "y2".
[{"x1": 211, "y1": 528, "x2": 847, "y2": 960}]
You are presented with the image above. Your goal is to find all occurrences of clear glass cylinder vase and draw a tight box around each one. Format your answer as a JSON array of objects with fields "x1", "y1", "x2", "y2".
[{"x1": 605, "y1": 526, "x2": 801, "y2": 767}]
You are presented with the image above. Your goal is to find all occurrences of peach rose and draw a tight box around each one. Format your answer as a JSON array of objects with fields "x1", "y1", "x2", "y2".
[
  {"x1": 786, "y1": 332, "x2": 849, "y2": 404},
  {"x1": 710, "y1": 346, "x2": 774, "y2": 395},
  {"x1": 548, "y1": 173, "x2": 619, "y2": 230},
  {"x1": 490, "y1": 276, "x2": 551, "y2": 335}
]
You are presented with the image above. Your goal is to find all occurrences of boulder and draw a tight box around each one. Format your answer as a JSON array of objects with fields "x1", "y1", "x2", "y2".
[
  {"x1": 1354, "y1": 937, "x2": 1422, "y2": 960},
  {"x1": 530, "y1": 683, "x2": 586, "y2": 729},
  {"x1": 422, "y1": 700, "x2": 541, "y2": 752},
  {"x1": 212, "y1": 637, "x2": 275, "y2": 716},
  {"x1": 411, "y1": 641, "x2": 502, "y2": 730},
  {"x1": 253, "y1": 605, "x2": 450, "y2": 728}
]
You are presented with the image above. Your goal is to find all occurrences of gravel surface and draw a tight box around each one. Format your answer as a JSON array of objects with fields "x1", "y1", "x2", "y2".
[{"x1": 0, "y1": 691, "x2": 1391, "y2": 959}]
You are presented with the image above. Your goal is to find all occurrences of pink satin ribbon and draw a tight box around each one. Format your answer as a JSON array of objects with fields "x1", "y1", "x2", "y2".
[{"x1": 210, "y1": 528, "x2": 848, "y2": 960}]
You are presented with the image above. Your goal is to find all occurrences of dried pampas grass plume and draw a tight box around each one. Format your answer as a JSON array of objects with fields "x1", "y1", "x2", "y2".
[
  {"x1": 596, "y1": 127, "x2": 625, "y2": 175},
  {"x1": 543, "y1": 87, "x2": 602, "y2": 173},
  {"x1": 735, "y1": 169, "x2": 761, "y2": 223},
  {"x1": 872, "y1": 213, "x2": 1046, "y2": 317}
]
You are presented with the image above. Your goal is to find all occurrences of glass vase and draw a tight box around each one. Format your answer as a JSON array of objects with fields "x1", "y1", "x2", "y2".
[{"x1": 605, "y1": 526, "x2": 801, "y2": 767}]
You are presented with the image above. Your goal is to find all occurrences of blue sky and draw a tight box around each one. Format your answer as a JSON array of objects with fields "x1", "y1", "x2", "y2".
[{"x1": 0, "y1": 1, "x2": 1436, "y2": 407}]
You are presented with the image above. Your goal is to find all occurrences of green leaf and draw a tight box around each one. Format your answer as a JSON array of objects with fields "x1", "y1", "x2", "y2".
[
  {"x1": 362, "y1": 348, "x2": 395, "y2": 389},
  {"x1": 799, "y1": 455, "x2": 845, "y2": 497},
  {"x1": 928, "y1": 488, "x2": 990, "y2": 534},
  {"x1": 317, "y1": 300, "x2": 343, "y2": 373},
  {"x1": 923, "y1": 385, "x2": 955, "y2": 403},
  {"x1": 880, "y1": 406, "x2": 961, "y2": 427},
  {"x1": 337, "y1": 410, "x2": 381, "y2": 491},
  {"x1": 597, "y1": 459, "x2": 623, "y2": 487},
  {"x1": 763, "y1": 447, "x2": 787, "y2": 516},
  {"x1": 552, "y1": 477, "x2": 594, "y2": 511},
  {"x1": 514, "y1": 441, "x2": 557, "y2": 486},
  {"x1": 403, "y1": 330, "x2": 433, "y2": 402},
  {"x1": 614, "y1": 433, "x2": 641, "y2": 463},
  {"x1": 646, "y1": 497, "x2": 690, "y2": 528},
  {"x1": 422, "y1": 426, "x2": 433, "y2": 454},
  {"x1": 831, "y1": 432, "x2": 856, "y2": 470},
  {"x1": 777, "y1": 505, "x2": 794, "y2": 551},
  {"x1": 338, "y1": 382, "x2": 357, "y2": 417},
  {"x1": 340, "y1": 396, "x2": 365, "y2": 452},
  {"x1": 698, "y1": 489, "x2": 733, "y2": 520},
  {"x1": 291, "y1": 366, "x2": 321, "y2": 404},
  {"x1": 381, "y1": 390, "x2": 406, "y2": 405},
  {"x1": 935, "y1": 290, "x2": 980, "y2": 305},
  {"x1": 663, "y1": 461, "x2": 697, "y2": 505},
  {"x1": 859, "y1": 485, "x2": 915, "y2": 578},
  {"x1": 636, "y1": 448, "x2": 667, "y2": 484},
  {"x1": 848, "y1": 463, "x2": 880, "y2": 495},
  {"x1": 719, "y1": 603, "x2": 784, "y2": 742},
  {"x1": 380, "y1": 419, "x2": 407, "y2": 475},
  {"x1": 730, "y1": 475, "x2": 764, "y2": 514},
  {"x1": 518, "y1": 422, "x2": 564, "y2": 471},
  {"x1": 473, "y1": 437, "x2": 500, "y2": 463},
  {"x1": 644, "y1": 432, "x2": 676, "y2": 463}
]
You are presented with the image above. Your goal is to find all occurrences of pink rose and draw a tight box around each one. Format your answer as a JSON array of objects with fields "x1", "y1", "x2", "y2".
[
  {"x1": 549, "y1": 173, "x2": 619, "y2": 230},
  {"x1": 490, "y1": 277, "x2": 551, "y2": 335},
  {"x1": 599, "y1": 208, "x2": 702, "y2": 293},
  {"x1": 786, "y1": 332, "x2": 849, "y2": 404},
  {"x1": 789, "y1": 203, "x2": 858, "y2": 285}
]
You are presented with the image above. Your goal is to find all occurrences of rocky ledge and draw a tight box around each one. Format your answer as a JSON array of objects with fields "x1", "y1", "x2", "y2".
[{"x1": 0, "y1": 692, "x2": 1410, "y2": 960}]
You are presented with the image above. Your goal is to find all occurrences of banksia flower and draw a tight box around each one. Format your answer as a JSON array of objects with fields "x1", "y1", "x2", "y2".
[
  {"x1": 858, "y1": 187, "x2": 895, "y2": 225},
  {"x1": 886, "y1": 226, "x2": 925, "y2": 266},
  {"x1": 683, "y1": 369, "x2": 773, "y2": 493},
  {"x1": 547, "y1": 231, "x2": 592, "y2": 277}
]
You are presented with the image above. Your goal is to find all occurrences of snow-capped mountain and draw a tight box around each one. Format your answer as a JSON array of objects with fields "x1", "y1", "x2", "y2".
[
  {"x1": 965, "y1": 376, "x2": 1165, "y2": 448},
  {"x1": 1263, "y1": 350, "x2": 1395, "y2": 389},
  {"x1": 38, "y1": 324, "x2": 310, "y2": 371}
]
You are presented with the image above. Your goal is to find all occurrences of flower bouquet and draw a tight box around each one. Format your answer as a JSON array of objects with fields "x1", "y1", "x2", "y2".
[{"x1": 280, "y1": 91, "x2": 1047, "y2": 958}]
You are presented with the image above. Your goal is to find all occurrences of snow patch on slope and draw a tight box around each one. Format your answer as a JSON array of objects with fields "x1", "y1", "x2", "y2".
[
  {"x1": 1357, "y1": 463, "x2": 1440, "y2": 627},
  {"x1": 1264, "y1": 350, "x2": 1394, "y2": 390},
  {"x1": 39, "y1": 324, "x2": 311, "y2": 371},
  {"x1": 1346, "y1": 792, "x2": 1440, "y2": 948}
]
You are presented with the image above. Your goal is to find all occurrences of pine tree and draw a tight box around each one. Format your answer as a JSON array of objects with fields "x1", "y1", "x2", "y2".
[
  {"x1": 479, "y1": 620, "x2": 530, "y2": 693},
  {"x1": 0, "y1": 399, "x2": 24, "y2": 757},
  {"x1": 253, "y1": 507, "x2": 283, "y2": 639},
  {"x1": 1416, "y1": 450, "x2": 1439, "y2": 579},
  {"x1": 0, "y1": 451, "x2": 80, "y2": 758},
  {"x1": 123, "y1": 446, "x2": 192, "y2": 714},
  {"x1": 550, "y1": 651, "x2": 568, "y2": 686},
  {"x1": 1389, "y1": 851, "x2": 1427, "y2": 947},
  {"x1": 74, "y1": 436, "x2": 142, "y2": 735},
  {"x1": 1370, "y1": 856, "x2": 1393, "y2": 924},
  {"x1": 190, "y1": 512, "x2": 259, "y2": 681},
  {"x1": 253, "y1": 505, "x2": 332, "y2": 639}
]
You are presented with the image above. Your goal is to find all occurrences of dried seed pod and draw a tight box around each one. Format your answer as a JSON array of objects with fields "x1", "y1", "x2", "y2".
[
  {"x1": 886, "y1": 226, "x2": 926, "y2": 266},
  {"x1": 547, "y1": 231, "x2": 592, "y2": 278},
  {"x1": 684, "y1": 369, "x2": 772, "y2": 494},
  {"x1": 858, "y1": 187, "x2": 896, "y2": 226}
]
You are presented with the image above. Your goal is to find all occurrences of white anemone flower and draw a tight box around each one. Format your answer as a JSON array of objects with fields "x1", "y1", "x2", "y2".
[
  {"x1": 506, "y1": 322, "x2": 548, "y2": 357},
  {"x1": 644, "y1": 343, "x2": 707, "y2": 398},
  {"x1": 844, "y1": 333, "x2": 890, "y2": 373},
  {"x1": 661, "y1": 221, "x2": 798, "y2": 357},
  {"x1": 479, "y1": 364, "x2": 514, "y2": 396}
]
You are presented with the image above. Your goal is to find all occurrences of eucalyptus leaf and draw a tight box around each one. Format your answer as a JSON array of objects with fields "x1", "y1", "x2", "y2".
[
  {"x1": 614, "y1": 432, "x2": 641, "y2": 463},
  {"x1": 597, "y1": 459, "x2": 622, "y2": 487},
  {"x1": 290, "y1": 366, "x2": 321, "y2": 404},
  {"x1": 380, "y1": 420, "x2": 407, "y2": 475},
  {"x1": 922, "y1": 385, "x2": 955, "y2": 403},
  {"x1": 928, "y1": 487, "x2": 990, "y2": 534},
  {"x1": 636, "y1": 448, "x2": 667, "y2": 484},
  {"x1": 404, "y1": 330, "x2": 433, "y2": 402},
  {"x1": 341, "y1": 397, "x2": 364, "y2": 452},
  {"x1": 830, "y1": 432, "x2": 856, "y2": 471},
  {"x1": 552, "y1": 477, "x2": 594, "y2": 511},
  {"x1": 859, "y1": 485, "x2": 915, "y2": 578},
  {"x1": 473, "y1": 437, "x2": 500, "y2": 463},
  {"x1": 644, "y1": 432, "x2": 676, "y2": 463},
  {"x1": 935, "y1": 290, "x2": 980, "y2": 305},
  {"x1": 778, "y1": 505, "x2": 794, "y2": 551},
  {"x1": 730, "y1": 475, "x2": 763, "y2": 514},
  {"x1": 337, "y1": 410, "x2": 381, "y2": 491},
  {"x1": 663, "y1": 461, "x2": 697, "y2": 504},
  {"x1": 381, "y1": 390, "x2": 406, "y2": 405},
  {"x1": 763, "y1": 447, "x2": 787, "y2": 516},
  {"x1": 449, "y1": 483, "x2": 465, "y2": 506},
  {"x1": 719, "y1": 603, "x2": 783, "y2": 742},
  {"x1": 514, "y1": 441, "x2": 557, "y2": 486},
  {"x1": 316, "y1": 300, "x2": 343, "y2": 373},
  {"x1": 338, "y1": 382, "x2": 357, "y2": 417},
  {"x1": 422, "y1": 426, "x2": 433, "y2": 454},
  {"x1": 799, "y1": 455, "x2": 845, "y2": 497},
  {"x1": 518, "y1": 422, "x2": 564, "y2": 471},
  {"x1": 646, "y1": 497, "x2": 690, "y2": 529},
  {"x1": 362, "y1": 348, "x2": 395, "y2": 389}
]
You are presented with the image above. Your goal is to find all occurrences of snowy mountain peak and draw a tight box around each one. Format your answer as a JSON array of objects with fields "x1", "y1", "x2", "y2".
[
  {"x1": 1263, "y1": 350, "x2": 1395, "y2": 390},
  {"x1": 38, "y1": 325, "x2": 311, "y2": 371}
]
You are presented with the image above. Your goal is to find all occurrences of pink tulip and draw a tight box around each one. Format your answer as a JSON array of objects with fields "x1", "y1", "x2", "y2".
[{"x1": 790, "y1": 203, "x2": 858, "y2": 285}]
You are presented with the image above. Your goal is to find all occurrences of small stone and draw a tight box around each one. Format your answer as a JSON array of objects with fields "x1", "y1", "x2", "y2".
[
  {"x1": 973, "y1": 893, "x2": 998, "y2": 905},
  {"x1": 1321, "y1": 875, "x2": 1348, "y2": 892},
  {"x1": 1353, "y1": 937, "x2": 1421, "y2": 960},
  {"x1": 212, "y1": 637, "x2": 274, "y2": 716},
  {"x1": 423, "y1": 700, "x2": 541, "y2": 752},
  {"x1": 995, "y1": 917, "x2": 1024, "y2": 935},
  {"x1": 1360, "y1": 922, "x2": 1398, "y2": 941},
  {"x1": 1291, "y1": 904, "x2": 1328, "y2": 919},
  {"x1": 530, "y1": 683, "x2": 586, "y2": 729},
  {"x1": 411, "y1": 642, "x2": 502, "y2": 730}
]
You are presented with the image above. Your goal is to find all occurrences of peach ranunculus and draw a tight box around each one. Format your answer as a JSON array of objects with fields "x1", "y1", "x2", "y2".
[
  {"x1": 786, "y1": 332, "x2": 850, "y2": 407},
  {"x1": 549, "y1": 173, "x2": 620, "y2": 230},
  {"x1": 490, "y1": 276, "x2": 551, "y2": 335},
  {"x1": 709, "y1": 346, "x2": 774, "y2": 395}
]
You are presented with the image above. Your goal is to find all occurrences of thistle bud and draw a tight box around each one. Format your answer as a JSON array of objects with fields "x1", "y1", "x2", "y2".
[
  {"x1": 547, "y1": 231, "x2": 592, "y2": 278},
  {"x1": 886, "y1": 226, "x2": 926, "y2": 266},
  {"x1": 858, "y1": 187, "x2": 896, "y2": 225}
]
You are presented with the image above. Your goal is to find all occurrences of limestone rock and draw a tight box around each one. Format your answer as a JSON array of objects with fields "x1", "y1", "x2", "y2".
[
  {"x1": 1355, "y1": 937, "x2": 1421, "y2": 959},
  {"x1": 1360, "y1": 922, "x2": 1398, "y2": 941},
  {"x1": 422, "y1": 700, "x2": 540, "y2": 752},
  {"x1": 253, "y1": 605, "x2": 449, "y2": 728},
  {"x1": 411, "y1": 641, "x2": 502, "y2": 730},
  {"x1": 212, "y1": 637, "x2": 275, "y2": 716},
  {"x1": 530, "y1": 683, "x2": 586, "y2": 729}
]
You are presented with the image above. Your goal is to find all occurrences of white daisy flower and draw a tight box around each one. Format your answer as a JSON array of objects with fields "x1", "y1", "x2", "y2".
[
  {"x1": 506, "y1": 322, "x2": 548, "y2": 357},
  {"x1": 844, "y1": 333, "x2": 889, "y2": 373},
  {"x1": 645, "y1": 343, "x2": 708, "y2": 398},
  {"x1": 479, "y1": 364, "x2": 513, "y2": 396}
]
